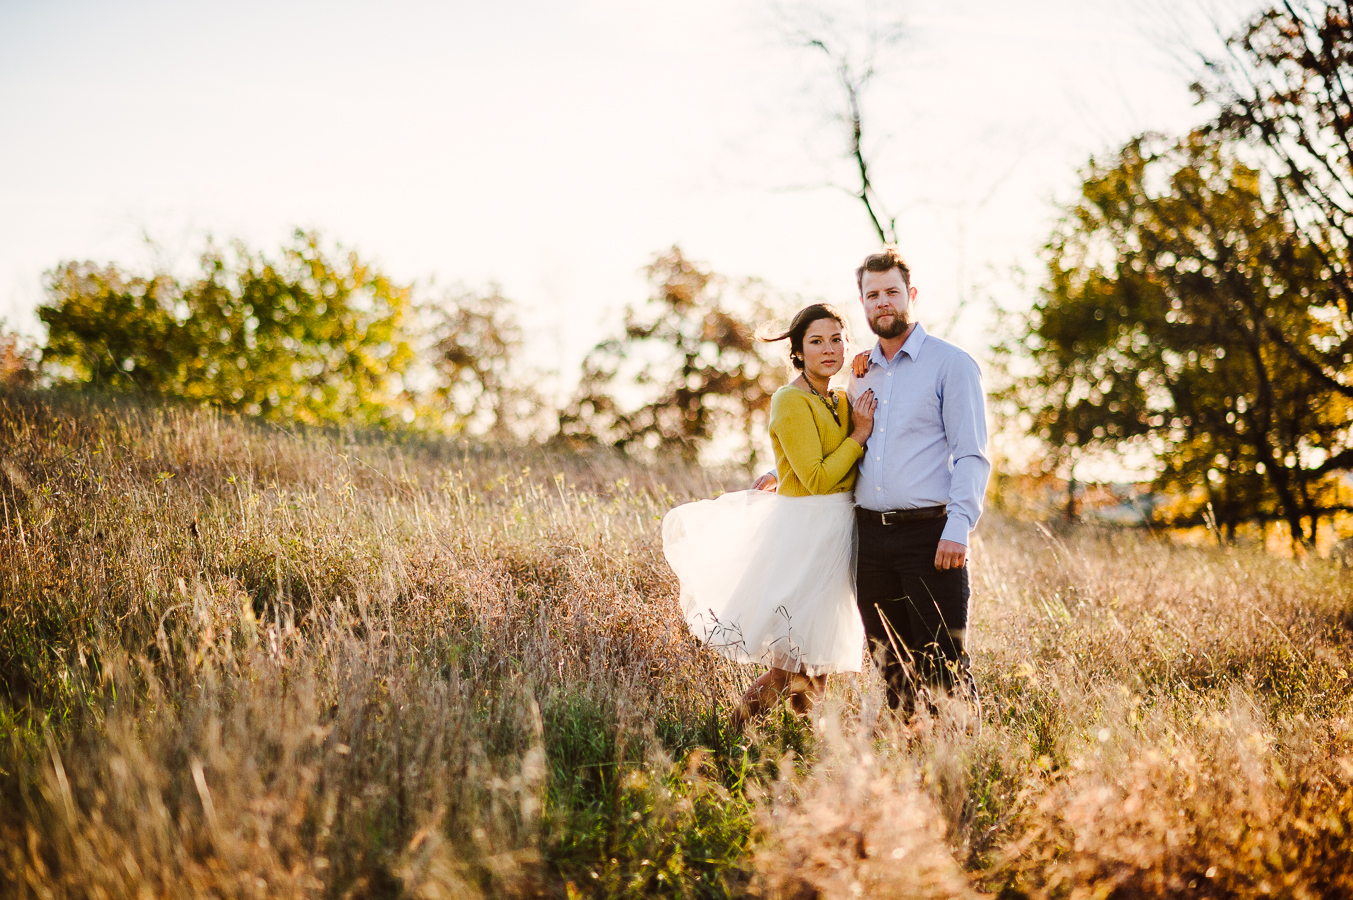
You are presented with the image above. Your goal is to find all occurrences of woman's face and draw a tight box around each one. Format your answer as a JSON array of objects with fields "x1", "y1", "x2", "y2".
[{"x1": 801, "y1": 317, "x2": 846, "y2": 380}]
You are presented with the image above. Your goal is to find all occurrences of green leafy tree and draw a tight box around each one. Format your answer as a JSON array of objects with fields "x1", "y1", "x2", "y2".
[
  {"x1": 1001, "y1": 133, "x2": 1353, "y2": 545},
  {"x1": 39, "y1": 232, "x2": 417, "y2": 427},
  {"x1": 558, "y1": 247, "x2": 785, "y2": 465},
  {"x1": 39, "y1": 266, "x2": 185, "y2": 392}
]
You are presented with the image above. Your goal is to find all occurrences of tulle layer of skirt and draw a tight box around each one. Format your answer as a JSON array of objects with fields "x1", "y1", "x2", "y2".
[{"x1": 662, "y1": 491, "x2": 864, "y2": 675}]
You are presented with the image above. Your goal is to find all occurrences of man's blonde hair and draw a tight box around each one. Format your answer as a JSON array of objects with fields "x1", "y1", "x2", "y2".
[{"x1": 856, "y1": 246, "x2": 911, "y2": 295}]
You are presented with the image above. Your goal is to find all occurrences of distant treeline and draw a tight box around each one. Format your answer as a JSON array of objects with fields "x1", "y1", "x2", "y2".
[{"x1": 6, "y1": 236, "x2": 789, "y2": 468}]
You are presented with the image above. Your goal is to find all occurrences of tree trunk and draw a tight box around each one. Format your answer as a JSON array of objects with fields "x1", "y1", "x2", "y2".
[{"x1": 1065, "y1": 468, "x2": 1078, "y2": 524}]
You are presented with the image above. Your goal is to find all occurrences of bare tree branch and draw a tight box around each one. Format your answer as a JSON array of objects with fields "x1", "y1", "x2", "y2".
[{"x1": 774, "y1": 3, "x2": 907, "y2": 245}]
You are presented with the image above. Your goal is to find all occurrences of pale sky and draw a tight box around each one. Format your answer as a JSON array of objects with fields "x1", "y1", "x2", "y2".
[{"x1": 1, "y1": 0, "x2": 1253, "y2": 420}]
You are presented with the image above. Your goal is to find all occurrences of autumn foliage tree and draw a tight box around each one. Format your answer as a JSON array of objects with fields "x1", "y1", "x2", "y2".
[
  {"x1": 423, "y1": 285, "x2": 541, "y2": 438},
  {"x1": 0, "y1": 330, "x2": 38, "y2": 387},
  {"x1": 558, "y1": 247, "x2": 786, "y2": 465}
]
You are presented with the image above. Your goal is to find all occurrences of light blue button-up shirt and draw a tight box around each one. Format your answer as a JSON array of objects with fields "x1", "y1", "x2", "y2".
[{"x1": 847, "y1": 323, "x2": 991, "y2": 546}]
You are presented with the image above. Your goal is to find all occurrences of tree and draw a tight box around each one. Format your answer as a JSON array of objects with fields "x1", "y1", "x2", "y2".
[
  {"x1": 0, "y1": 328, "x2": 38, "y2": 387},
  {"x1": 1199, "y1": 0, "x2": 1353, "y2": 400},
  {"x1": 39, "y1": 265, "x2": 186, "y2": 393},
  {"x1": 39, "y1": 232, "x2": 418, "y2": 427},
  {"x1": 1001, "y1": 133, "x2": 1353, "y2": 546},
  {"x1": 778, "y1": 4, "x2": 1011, "y2": 335},
  {"x1": 777, "y1": 4, "x2": 908, "y2": 244},
  {"x1": 558, "y1": 247, "x2": 786, "y2": 466},
  {"x1": 423, "y1": 285, "x2": 540, "y2": 438}
]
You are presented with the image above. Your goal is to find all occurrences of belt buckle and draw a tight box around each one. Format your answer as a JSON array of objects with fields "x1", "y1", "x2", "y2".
[{"x1": 879, "y1": 509, "x2": 898, "y2": 526}]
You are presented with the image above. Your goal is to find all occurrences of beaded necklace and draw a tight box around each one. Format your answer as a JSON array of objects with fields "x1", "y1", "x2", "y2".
[{"x1": 803, "y1": 377, "x2": 840, "y2": 426}]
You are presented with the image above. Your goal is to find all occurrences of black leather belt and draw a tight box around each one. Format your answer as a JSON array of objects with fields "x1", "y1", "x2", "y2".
[{"x1": 856, "y1": 505, "x2": 947, "y2": 525}]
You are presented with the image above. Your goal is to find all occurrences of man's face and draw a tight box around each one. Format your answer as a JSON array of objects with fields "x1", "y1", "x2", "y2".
[{"x1": 860, "y1": 267, "x2": 916, "y2": 339}]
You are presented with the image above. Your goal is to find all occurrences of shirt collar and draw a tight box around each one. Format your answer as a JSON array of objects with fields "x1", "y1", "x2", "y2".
[{"x1": 868, "y1": 322, "x2": 928, "y2": 368}]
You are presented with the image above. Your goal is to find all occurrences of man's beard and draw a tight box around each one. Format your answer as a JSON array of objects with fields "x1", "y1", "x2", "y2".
[{"x1": 868, "y1": 310, "x2": 910, "y2": 339}]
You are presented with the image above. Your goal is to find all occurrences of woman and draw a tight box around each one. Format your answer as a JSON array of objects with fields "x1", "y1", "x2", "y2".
[{"x1": 663, "y1": 304, "x2": 876, "y2": 729}]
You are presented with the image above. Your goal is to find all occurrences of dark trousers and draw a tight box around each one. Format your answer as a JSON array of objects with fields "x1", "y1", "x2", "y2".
[{"x1": 855, "y1": 515, "x2": 974, "y2": 714}]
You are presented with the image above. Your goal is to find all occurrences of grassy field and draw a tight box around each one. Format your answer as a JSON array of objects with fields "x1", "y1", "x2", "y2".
[{"x1": 2, "y1": 387, "x2": 1353, "y2": 899}]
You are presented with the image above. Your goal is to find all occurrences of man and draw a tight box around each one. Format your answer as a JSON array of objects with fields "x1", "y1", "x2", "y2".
[{"x1": 756, "y1": 246, "x2": 990, "y2": 716}]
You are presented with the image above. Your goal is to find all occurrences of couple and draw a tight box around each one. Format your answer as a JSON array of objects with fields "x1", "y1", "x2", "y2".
[{"x1": 663, "y1": 246, "x2": 991, "y2": 728}]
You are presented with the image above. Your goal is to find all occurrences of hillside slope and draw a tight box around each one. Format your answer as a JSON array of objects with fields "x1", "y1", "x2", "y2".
[{"x1": 2, "y1": 389, "x2": 1352, "y2": 898}]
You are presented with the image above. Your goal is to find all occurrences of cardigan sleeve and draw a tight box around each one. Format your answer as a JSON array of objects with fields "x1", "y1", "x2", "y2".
[{"x1": 770, "y1": 390, "x2": 863, "y2": 495}]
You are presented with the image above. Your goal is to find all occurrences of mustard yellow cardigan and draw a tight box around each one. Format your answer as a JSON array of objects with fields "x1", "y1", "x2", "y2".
[{"x1": 768, "y1": 385, "x2": 862, "y2": 497}]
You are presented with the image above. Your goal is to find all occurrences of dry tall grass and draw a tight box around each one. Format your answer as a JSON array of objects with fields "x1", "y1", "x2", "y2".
[{"x1": 2, "y1": 387, "x2": 1352, "y2": 899}]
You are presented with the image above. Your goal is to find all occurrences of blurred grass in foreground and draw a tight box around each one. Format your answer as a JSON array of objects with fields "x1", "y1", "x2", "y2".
[{"x1": 2, "y1": 387, "x2": 1352, "y2": 899}]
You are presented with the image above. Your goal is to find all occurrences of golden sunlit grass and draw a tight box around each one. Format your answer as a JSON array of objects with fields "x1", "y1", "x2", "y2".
[{"x1": 2, "y1": 387, "x2": 1352, "y2": 899}]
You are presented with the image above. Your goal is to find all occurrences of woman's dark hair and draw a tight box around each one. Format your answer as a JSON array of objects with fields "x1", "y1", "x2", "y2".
[{"x1": 761, "y1": 303, "x2": 848, "y2": 370}]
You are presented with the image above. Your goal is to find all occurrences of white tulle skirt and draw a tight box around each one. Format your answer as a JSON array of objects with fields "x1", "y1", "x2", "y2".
[{"x1": 662, "y1": 491, "x2": 864, "y2": 675}]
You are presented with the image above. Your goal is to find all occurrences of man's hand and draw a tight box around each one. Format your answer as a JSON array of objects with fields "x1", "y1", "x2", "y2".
[
  {"x1": 752, "y1": 472, "x2": 778, "y2": 492},
  {"x1": 851, "y1": 351, "x2": 871, "y2": 378},
  {"x1": 934, "y1": 539, "x2": 968, "y2": 570}
]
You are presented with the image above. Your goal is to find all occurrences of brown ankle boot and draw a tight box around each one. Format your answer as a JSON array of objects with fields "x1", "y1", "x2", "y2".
[
  {"x1": 730, "y1": 671, "x2": 789, "y2": 732},
  {"x1": 786, "y1": 673, "x2": 826, "y2": 716}
]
